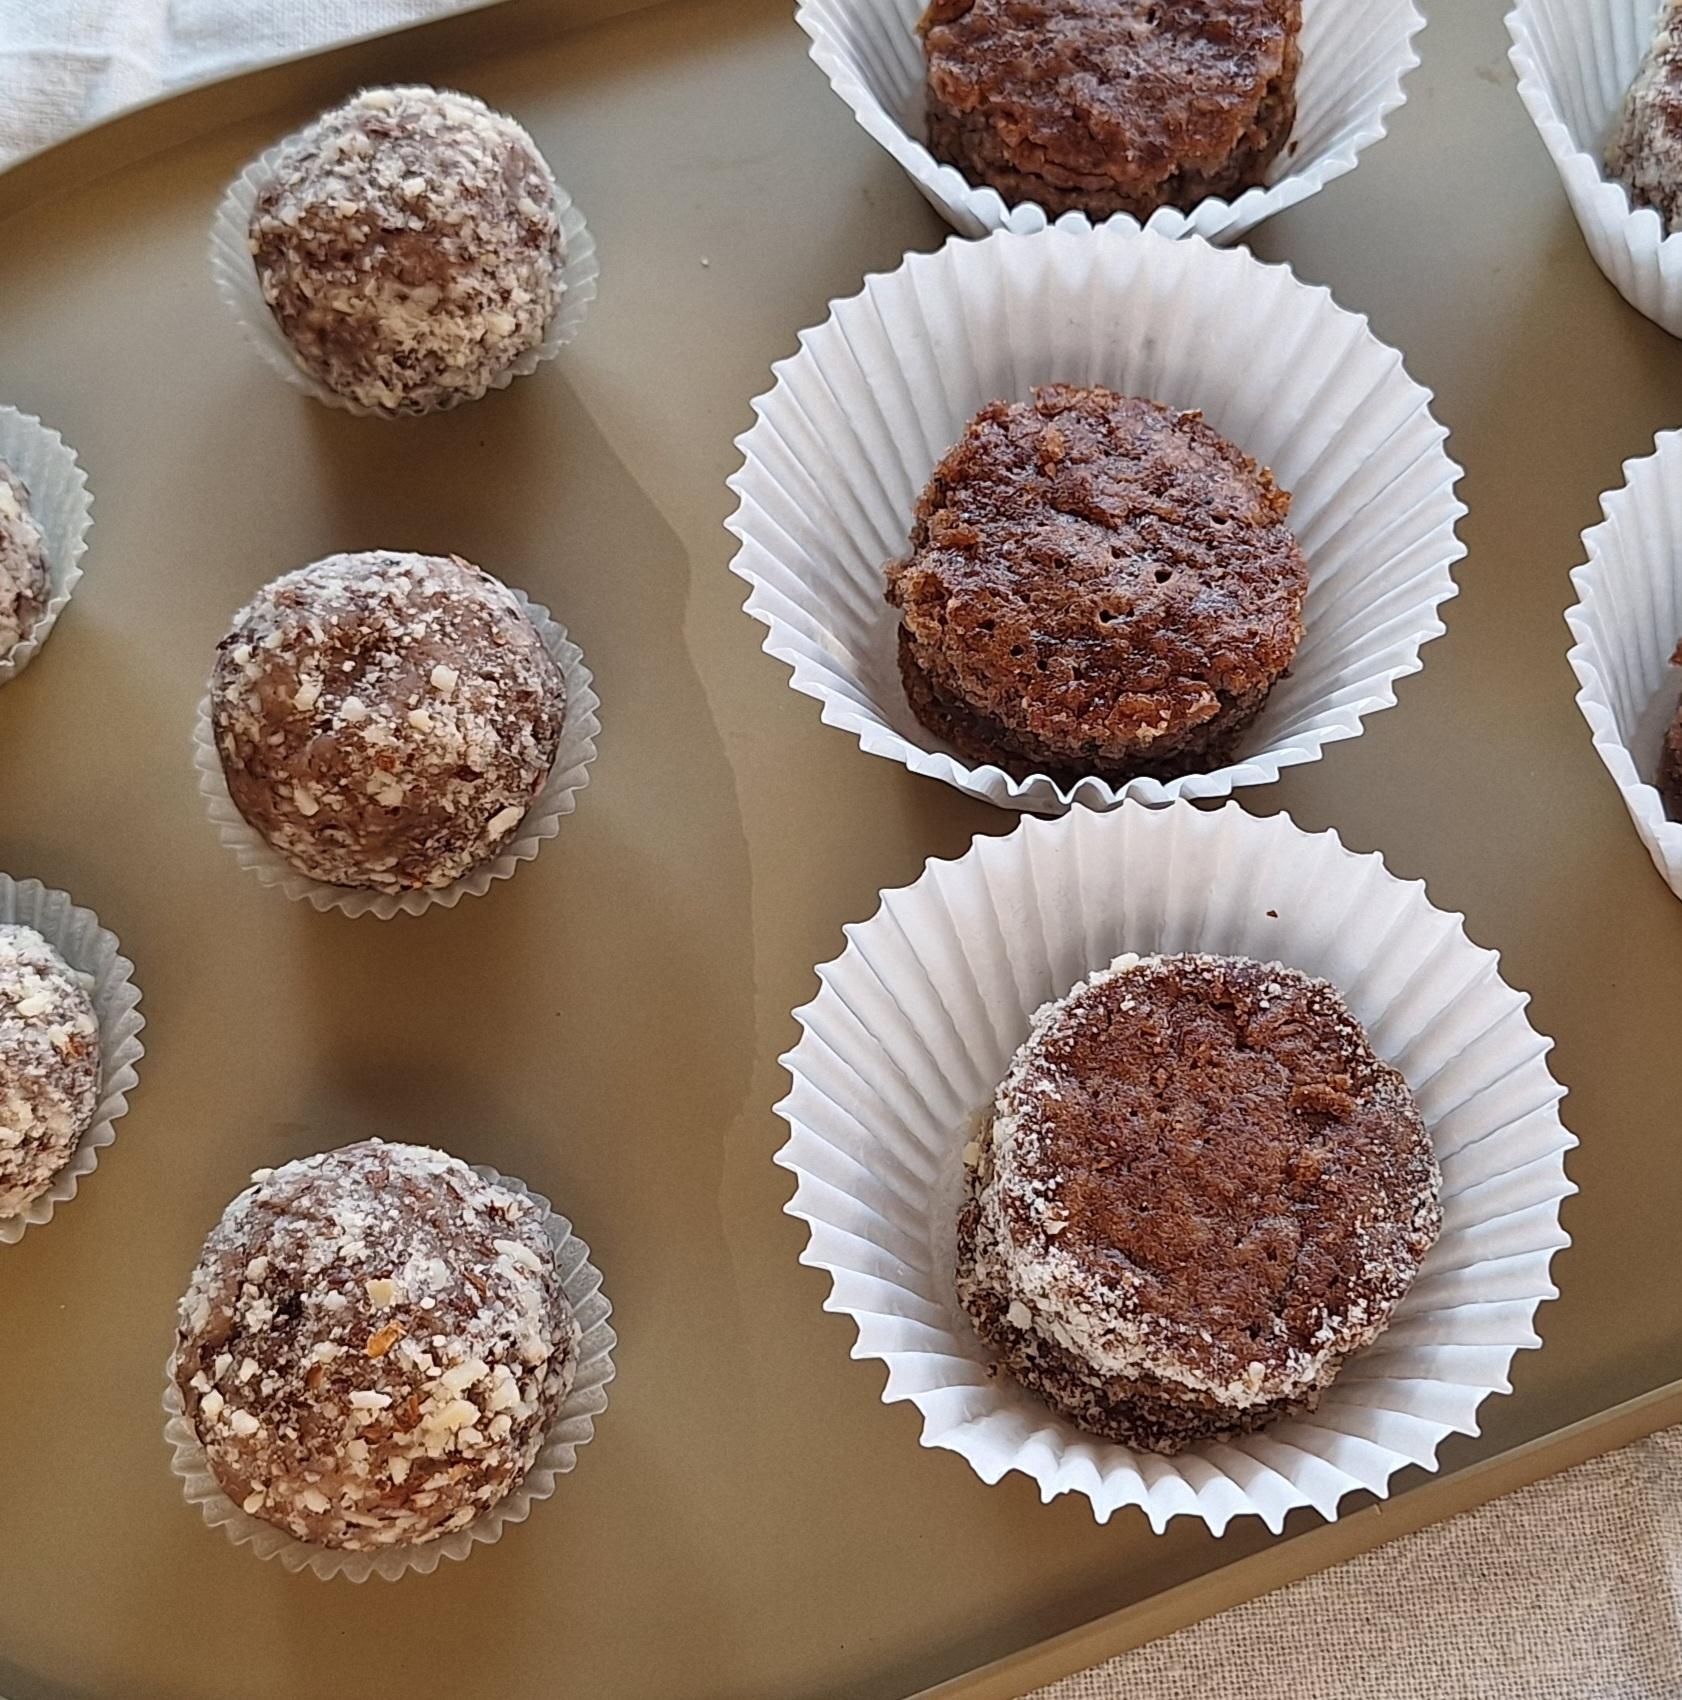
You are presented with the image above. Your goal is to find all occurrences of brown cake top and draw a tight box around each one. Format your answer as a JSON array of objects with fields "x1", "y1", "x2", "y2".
[
  {"x1": 210, "y1": 550, "x2": 565, "y2": 893},
  {"x1": 0, "y1": 925, "x2": 100, "y2": 1219},
  {"x1": 920, "y1": 0, "x2": 1299, "y2": 199},
  {"x1": 968, "y1": 953, "x2": 1440, "y2": 1406},
  {"x1": 174, "y1": 1140, "x2": 578, "y2": 1551},
  {"x1": 250, "y1": 86, "x2": 564, "y2": 413},
  {"x1": 886, "y1": 386, "x2": 1307, "y2": 763},
  {"x1": 0, "y1": 462, "x2": 48, "y2": 654}
]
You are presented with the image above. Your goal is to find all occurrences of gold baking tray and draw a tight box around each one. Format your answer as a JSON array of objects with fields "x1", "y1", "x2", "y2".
[{"x1": 0, "y1": 1, "x2": 1678, "y2": 1697}]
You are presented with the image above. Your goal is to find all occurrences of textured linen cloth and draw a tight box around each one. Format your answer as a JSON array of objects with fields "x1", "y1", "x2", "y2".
[
  {"x1": 0, "y1": 0, "x2": 487, "y2": 170},
  {"x1": 1034, "y1": 1424, "x2": 1682, "y2": 1699}
]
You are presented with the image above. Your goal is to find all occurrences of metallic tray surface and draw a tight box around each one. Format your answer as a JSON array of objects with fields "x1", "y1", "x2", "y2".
[{"x1": 0, "y1": 1, "x2": 1678, "y2": 1697}]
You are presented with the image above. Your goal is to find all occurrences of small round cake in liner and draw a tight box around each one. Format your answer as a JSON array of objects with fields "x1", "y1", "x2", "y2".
[
  {"x1": 959, "y1": 953, "x2": 1442, "y2": 1454},
  {"x1": 1566, "y1": 427, "x2": 1682, "y2": 898},
  {"x1": 885, "y1": 386, "x2": 1310, "y2": 788},
  {"x1": 774, "y1": 802, "x2": 1575, "y2": 1532},
  {"x1": 194, "y1": 569, "x2": 600, "y2": 919},
  {"x1": 728, "y1": 226, "x2": 1464, "y2": 814},
  {"x1": 0, "y1": 875, "x2": 145, "y2": 1245},
  {"x1": 211, "y1": 87, "x2": 598, "y2": 416},
  {"x1": 162, "y1": 1148, "x2": 616, "y2": 1580},
  {"x1": 0, "y1": 407, "x2": 93, "y2": 687},
  {"x1": 920, "y1": 0, "x2": 1304, "y2": 225},
  {"x1": 1508, "y1": 0, "x2": 1682, "y2": 339},
  {"x1": 798, "y1": 0, "x2": 1425, "y2": 242}
]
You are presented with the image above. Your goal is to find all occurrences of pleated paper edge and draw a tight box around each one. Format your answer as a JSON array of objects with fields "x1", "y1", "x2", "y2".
[
  {"x1": 1507, "y1": 0, "x2": 1682, "y2": 338},
  {"x1": 725, "y1": 227, "x2": 1466, "y2": 815},
  {"x1": 1565, "y1": 430, "x2": 1682, "y2": 898},
  {"x1": 771, "y1": 803, "x2": 1575, "y2": 1533}
]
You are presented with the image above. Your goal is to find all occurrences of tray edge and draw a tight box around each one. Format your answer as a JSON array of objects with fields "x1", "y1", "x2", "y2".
[{"x1": 906, "y1": 1378, "x2": 1682, "y2": 1699}]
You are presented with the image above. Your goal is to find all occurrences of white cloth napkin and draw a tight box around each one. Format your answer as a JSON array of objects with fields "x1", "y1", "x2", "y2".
[
  {"x1": 0, "y1": 0, "x2": 483, "y2": 170},
  {"x1": 1034, "y1": 1424, "x2": 1682, "y2": 1699}
]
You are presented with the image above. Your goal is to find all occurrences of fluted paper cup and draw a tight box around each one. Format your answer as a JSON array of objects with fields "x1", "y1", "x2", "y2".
[
  {"x1": 0, "y1": 407, "x2": 92, "y2": 686},
  {"x1": 1566, "y1": 429, "x2": 1682, "y2": 896},
  {"x1": 799, "y1": 0, "x2": 1425, "y2": 242},
  {"x1": 163, "y1": 1166, "x2": 615, "y2": 1580},
  {"x1": 194, "y1": 593, "x2": 600, "y2": 918},
  {"x1": 728, "y1": 227, "x2": 1464, "y2": 813},
  {"x1": 775, "y1": 803, "x2": 1574, "y2": 1532},
  {"x1": 211, "y1": 110, "x2": 597, "y2": 417},
  {"x1": 0, "y1": 876, "x2": 145, "y2": 1244},
  {"x1": 1507, "y1": 0, "x2": 1682, "y2": 337}
]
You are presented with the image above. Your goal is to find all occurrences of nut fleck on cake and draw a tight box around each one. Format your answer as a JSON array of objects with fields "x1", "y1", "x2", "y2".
[
  {"x1": 172, "y1": 1140, "x2": 579, "y2": 1550},
  {"x1": 0, "y1": 461, "x2": 49, "y2": 655},
  {"x1": 919, "y1": 0, "x2": 1302, "y2": 221},
  {"x1": 0, "y1": 925, "x2": 99, "y2": 1219},
  {"x1": 249, "y1": 86, "x2": 565, "y2": 413},
  {"x1": 886, "y1": 386, "x2": 1307, "y2": 785},
  {"x1": 210, "y1": 550, "x2": 565, "y2": 893},
  {"x1": 956, "y1": 952, "x2": 1441, "y2": 1452}
]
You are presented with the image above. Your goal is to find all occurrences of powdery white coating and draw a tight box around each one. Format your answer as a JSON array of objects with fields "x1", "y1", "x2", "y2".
[
  {"x1": 249, "y1": 86, "x2": 565, "y2": 414},
  {"x1": 210, "y1": 551, "x2": 565, "y2": 892},
  {"x1": 0, "y1": 461, "x2": 48, "y2": 654},
  {"x1": 173, "y1": 1140, "x2": 579, "y2": 1552},
  {"x1": 0, "y1": 924, "x2": 99, "y2": 1218},
  {"x1": 1607, "y1": 0, "x2": 1682, "y2": 230},
  {"x1": 961, "y1": 952, "x2": 1438, "y2": 1415}
]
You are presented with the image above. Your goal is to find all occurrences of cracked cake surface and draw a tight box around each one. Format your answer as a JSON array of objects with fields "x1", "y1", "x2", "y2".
[
  {"x1": 956, "y1": 952, "x2": 1441, "y2": 1452},
  {"x1": 173, "y1": 1140, "x2": 579, "y2": 1550}
]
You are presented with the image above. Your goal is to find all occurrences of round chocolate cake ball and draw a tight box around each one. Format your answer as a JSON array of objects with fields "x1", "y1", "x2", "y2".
[
  {"x1": 957, "y1": 953, "x2": 1441, "y2": 1453},
  {"x1": 173, "y1": 1141, "x2": 579, "y2": 1551},
  {"x1": 0, "y1": 461, "x2": 49, "y2": 654},
  {"x1": 887, "y1": 385, "x2": 1308, "y2": 785},
  {"x1": 249, "y1": 86, "x2": 566, "y2": 413},
  {"x1": 210, "y1": 551, "x2": 566, "y2": 893},
  {"x1": 0, "y1": 925, "x2": 100, "y2": 1218}
]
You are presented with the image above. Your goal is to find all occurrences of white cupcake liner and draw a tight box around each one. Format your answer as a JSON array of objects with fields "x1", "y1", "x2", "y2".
[
  {"x1": 0, "y1": 407, "x2": 92, "y2": 685},
  {"x1": 775, "y1": 802, "x2": 1575, "y2": 1533},
  {"x1": 0, "y1": 876, "x2": 145, "y2": 1244},
  {"x1": 210, "y1": 107, "x2": 597, "y2": 416},
  {"x1": 798, "y1": 0, "x2": 1425, "y2": 243},
  {"x1": 1507, "y1": 0, "x2": 1682, "y2": 337},
  {"x1": 1566, "y1": 429, "x2": 1682, "y2": 896},
  {"x1": 194, "y1": 589, "x2": 599, "y2": 918},
  {"x1": 727, "y1": 226, "x2": 1464, "y2": 814},
  {"x1": 163, "y1": 1165, "x2": 615, "y2": 1580}
]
